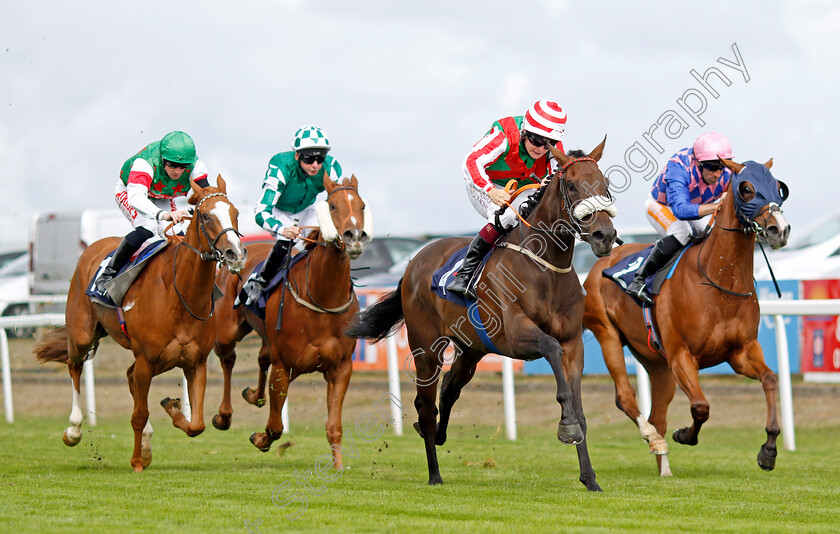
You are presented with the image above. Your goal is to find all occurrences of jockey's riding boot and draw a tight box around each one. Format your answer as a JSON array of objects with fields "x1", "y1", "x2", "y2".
[
  {"x1": 625, "y1": 235, "x2": 683, "y2": 305},
  {"x1": 446, "y1": 234, "x2": 494, "y2": 300},
  {"x1": 95, "y1": 237, "x2": 140, "y2": 295},
  {"x1": 246, "y1": 239, "x2": 292, "y2": 305}
]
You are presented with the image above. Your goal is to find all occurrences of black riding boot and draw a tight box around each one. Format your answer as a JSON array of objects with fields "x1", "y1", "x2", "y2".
[
  {"x1": 95, "y1": 237, "x2": 141, "y2": 295},
  {"x1": 246, "y1": 239, "x2": 292, "y2": 304},
  {"x1": 445, "y1": 234, "x2": 494, "y2": 300},
  {"x1": 625, "y1": 235, "x2": 682, "y2": 305}
]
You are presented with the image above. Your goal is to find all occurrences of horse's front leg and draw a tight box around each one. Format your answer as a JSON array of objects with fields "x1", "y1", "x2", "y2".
[
  {"x1": 510, "y1": 320, "x2": 582, "y2": 444},
  {"x1": 323, "y1": 354, "x2": 353, "y2": 469},
  {"x1": 730, "y1": 341, "x2": 780, "y2": 471},
  {"x1": 213, "y1": 347, "x2": 236, "y2": 431},
  {"x1": 561, "y1": 336, "x2": 601, "y2": 492},
  {"x1": 669, "y1": 349, "x2": 708, "y2": 446},
  {"x1": 162, "y1": 362, "x2": 207, "y2": 438},
  {"x1": 250, "y1": 359, "x2": 289, "y2": 452},
  {"x1": 129, "y1": 357, "x2": 153, "y2": 472}
]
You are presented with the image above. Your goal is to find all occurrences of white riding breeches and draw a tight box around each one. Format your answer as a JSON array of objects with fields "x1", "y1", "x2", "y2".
[{"x1": 644, "y1": 197, "x2": 711, "y2": 246}]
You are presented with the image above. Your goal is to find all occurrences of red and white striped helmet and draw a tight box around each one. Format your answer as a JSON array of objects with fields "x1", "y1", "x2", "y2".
[
  {"x1": 693, "y1": 132, "x2": 733, "y2": 162},
  {"x1": 523, "y1": 100, "x2": 567, "y2": 141}
]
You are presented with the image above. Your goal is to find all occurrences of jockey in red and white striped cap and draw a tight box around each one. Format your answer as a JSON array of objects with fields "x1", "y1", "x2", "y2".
[
  {"x1": 523, "y1": 100, "x2": 567, "y2": 142},
  {"x1": 447, "y1": 100, "x2": 568, "y2": 300}
]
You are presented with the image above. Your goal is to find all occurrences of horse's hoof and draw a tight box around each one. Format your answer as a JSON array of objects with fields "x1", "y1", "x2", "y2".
[
  {"x1": 757, "y1": 445, "x2": 777, "y2": 471},
  {"x1": 132, "y1": 464, "x2": 144, "y2": 473},
  {"x1": 672, "y1": 427, "x2": 698, "y2": 446},
  {"x1": 212, "y1": 414, "x2": 231, "y2": 431},
  {"x1": 250, "y1": 432, "x2": 271, "y2": 452},
  {"x1": 255, "y1": 398, "x2": 265, "y2": 408},
  {"x1": 582, "y1": 480, "x2": 603, "y2": 492},
  {"x1": 160, "y1": 397, "x2": 171, "y2": 409},
  {"x1": 648, "y1": 436, "x2": 669, "y2": 455},
  {"x1": 413, "y1": 422, "x2": 424, "y2": 439},
  {"x1": 62, "y1": 428, "x2": 81, "y2": 447},
  {"x1": 434, "y1": 423, "x2": 447, "y2": 446},
  {"x1": 142, "y1": 451, "x2": 152, "y2": 469},
  {"x1": 428, "y1": 475, "x2": 444, "y2": 485},
  {"x1": 557, "y1": 423, "x2": 584, "y2": 445}
]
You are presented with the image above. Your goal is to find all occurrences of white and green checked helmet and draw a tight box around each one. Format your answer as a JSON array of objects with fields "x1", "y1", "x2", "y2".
[{"x1": 292, "y1": 125, "x2": 331, "y2": 152}]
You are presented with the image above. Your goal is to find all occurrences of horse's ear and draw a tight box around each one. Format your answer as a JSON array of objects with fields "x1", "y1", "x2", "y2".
[
  {"x1": 190, "y1": 179, "x2": 202, "y2": 196},
  {"x1": 350, "y1": 174, "x2": 359, "y2": 189},
  {"x1": 720, "y1": 158, "x2": 745, "y2": 174},
  {"x1": 764, "y1": 158, "x2": 773, "y2": 170},
  {"x1": 588, "y1": 135, "x2": 608, "y2": 162},
  {"x1": 215, "y1": 174, "x2": 227, "y2": 193},
  {"x1": 547, "y1": 142, "x2": 567, "y2": 167},
  {"x1": 323, "y1": 173, "x2": 336, "y2": 192}
]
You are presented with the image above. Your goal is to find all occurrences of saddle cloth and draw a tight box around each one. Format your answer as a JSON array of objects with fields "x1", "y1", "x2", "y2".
[
  {"x1": 85, "y1": 238, "x2": 168, "y2": 307},
  {"x1": 430, "y1": 245, "x2": 495, "y2": 307},
  {"x1": 236, "y1": 249, "x2": 309, "y2": 319},
  {"x1": 602, "y1": 244, "x2": 692, "y2": 305}
]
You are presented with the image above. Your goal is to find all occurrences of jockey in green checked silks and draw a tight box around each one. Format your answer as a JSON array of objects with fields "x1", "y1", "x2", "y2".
[
  {"x1": 244, "y1": 125, "x2": 344, "y2": 305},
  {"x1": 446, "y1": 100, "x2": 569, "y2": 299},
  {"x1": 96, "y1": 131, "x2": 210, "y2": 296}
]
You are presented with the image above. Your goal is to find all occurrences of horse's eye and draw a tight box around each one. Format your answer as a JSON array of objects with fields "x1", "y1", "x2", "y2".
[
  {"x1": 329, "y1": 204, "x2": 336, "y2": 211},
  {"x1": 567, "y1": 182, "x2": 578, "y2": 193},
  {"x1": 202, "y1": 213, "x2": 211, "y2": 223}
]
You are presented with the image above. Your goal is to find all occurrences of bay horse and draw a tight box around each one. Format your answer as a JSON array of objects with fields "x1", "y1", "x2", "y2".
[
  {"x1": 583, "y1": 158, "x2": 790, "y2": 476},
  {"x1": 348, "y1": 140, "x2": 617, "y2": 490},
  {"x1": 33, "y1": 177, "x2": 246, "y2": 472},
  {"x1": 213, "y1": 174, "x2": 371, "y2": 469}
]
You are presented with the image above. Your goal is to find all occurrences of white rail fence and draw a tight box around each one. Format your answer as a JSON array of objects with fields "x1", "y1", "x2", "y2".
[{"x1": 3, "y1": 298, "x2": 839, "y2": 453}]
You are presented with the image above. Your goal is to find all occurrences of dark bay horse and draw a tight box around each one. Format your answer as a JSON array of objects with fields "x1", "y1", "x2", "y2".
[
  {"x1": 348, "y1": 140, "x2": 617, "y2": 490},
  {"x1": 213, "y1": 175, "x2": 371, "y2": 468},
  {"x1": 583, "y1": 158, "x2": 790, "y2": 476},
  {"x1": 34, "y1": 177, "x2": 246, "y2": 471}
]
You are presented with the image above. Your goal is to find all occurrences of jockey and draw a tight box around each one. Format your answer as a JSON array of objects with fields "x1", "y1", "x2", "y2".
[
  {"x1": 96, "y1": 131, "x2": 209, "y2": 295},
  {"x1": 446, "y1": 100, "x2": 567, "y2": 299},
  {"x1": 625, "y1": 131, "x2": 734, "y2": 305},
  {"x1": 245, "y1": 125, "x2": 343, "y2": 305}
]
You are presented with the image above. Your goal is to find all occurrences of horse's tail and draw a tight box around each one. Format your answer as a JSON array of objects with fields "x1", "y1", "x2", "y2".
[
  {"x1": 33, "y1": 327, "x2": 70, "y2": 364},
  {"x1": 346, "y1": 280, "x2": 405, "y2": 342}
]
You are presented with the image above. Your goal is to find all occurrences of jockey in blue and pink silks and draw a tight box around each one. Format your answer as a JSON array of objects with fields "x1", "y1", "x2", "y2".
[
  {"x1": 625, "y1": 131, "x2": 735, "y2": 305},
  {"x1": 446, "y1": 100, "x2": 568, "y2": 299}
]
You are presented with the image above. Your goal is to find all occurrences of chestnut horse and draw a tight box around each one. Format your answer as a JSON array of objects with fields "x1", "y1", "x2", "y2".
[
  {"x1": 213, "y1": 174, "x2": 371, "y2": 469},
  {"x1": 583, "y1": 158, "x2": 790, "y2": 476},
  {"x1": 33, "y1": 177, "x2": 246, "y2": 472},
  {"x1": 348, "y1": 140, "x2": 617, "y2": 490}
]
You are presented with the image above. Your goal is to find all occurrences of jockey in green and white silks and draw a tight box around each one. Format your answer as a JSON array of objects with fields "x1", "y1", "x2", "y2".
[
  {"x1": 245, "y1": 125, "x2": 343, "y2": 304},
  {"x1": 97, "y1": 131, "x2": 210, "y2": 295}
]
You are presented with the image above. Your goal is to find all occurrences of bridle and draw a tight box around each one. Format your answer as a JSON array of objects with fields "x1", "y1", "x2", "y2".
[
  {"x1": 298, "y1": 185, "x2": 365, "y2": 249},
  {"x1": 170, "y1": 191, "x2": 242, "y2": 320}
]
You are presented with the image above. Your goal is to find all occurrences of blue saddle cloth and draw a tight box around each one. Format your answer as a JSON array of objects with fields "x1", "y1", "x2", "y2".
[
  {"x1": 602, "y1": 245, "x2": 690, "y2": 305},
  {"x1": 430, "y1": 245, "x2": 496, "y2": 308},
  {"x1": 85, "y1": 239, "x2": 168, "y2": 307},
  {"x1": 237, "y1": 250, "x2": 309, "y2": 319}
]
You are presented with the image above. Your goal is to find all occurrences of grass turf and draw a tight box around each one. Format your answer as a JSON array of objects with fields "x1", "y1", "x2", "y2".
[{"x1": 1, "y1": 414, "x2": 838, "y2": 533}]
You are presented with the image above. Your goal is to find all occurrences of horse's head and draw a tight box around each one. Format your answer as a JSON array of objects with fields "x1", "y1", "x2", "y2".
[
  {"x1": 314, "y1": 174, "x2": 373, "y2": 260},
  {"x1": 188, "y1": 175, "x2": 247, "y2": 272},
  {"x1": 721, "y1": 158, "x2": 790, "y2": 249},
  {"x1": 546, "y1": 137, "x2": 618, "y2": 257}
]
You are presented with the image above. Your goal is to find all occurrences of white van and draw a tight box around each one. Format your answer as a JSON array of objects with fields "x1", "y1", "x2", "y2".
[{"x1": 28, "y1": 210, "x2": 133, "y2": 295}]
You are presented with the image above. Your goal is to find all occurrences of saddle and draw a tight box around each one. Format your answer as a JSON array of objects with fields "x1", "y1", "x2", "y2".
[
  {"x1": 85, "y1": 239, "x2": 169, "y2": 307},
  {"x1": 236, "y1": 249, "x2": 309, "y2": 319}
]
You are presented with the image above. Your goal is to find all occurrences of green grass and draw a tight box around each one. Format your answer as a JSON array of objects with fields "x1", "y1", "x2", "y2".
[{"x1": 1, "y1": 415, "x2": 838, "y2": 533}]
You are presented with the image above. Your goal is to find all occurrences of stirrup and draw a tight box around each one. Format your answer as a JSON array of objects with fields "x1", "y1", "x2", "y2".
[
  {"x1": 445, "y1": 275, "x2": 471, "y2": 298},
  {"x1": 244, "y1": 277, "x2": 267, "y2": 305},
  {"x1": 627, "y1": 281, "x2": 653, "y2": 305}
]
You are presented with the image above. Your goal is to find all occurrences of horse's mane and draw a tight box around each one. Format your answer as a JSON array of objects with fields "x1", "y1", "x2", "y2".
[{"x1": 566, "y1": 149, "x2": 586, "y2": 158}]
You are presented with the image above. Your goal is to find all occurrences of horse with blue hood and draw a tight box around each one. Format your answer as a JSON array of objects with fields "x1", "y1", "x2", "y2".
[{"x1": 583, "y1": 156, "x2": 791, "y2": 477}]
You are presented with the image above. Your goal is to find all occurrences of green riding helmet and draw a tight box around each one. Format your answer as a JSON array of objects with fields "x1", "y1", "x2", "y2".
[
  {"x1": 292, "y1": 125, "x2": 331, "y2": 152},
  {"x1": 160, "y1": 131, "x2": 198, "y2": 165}
]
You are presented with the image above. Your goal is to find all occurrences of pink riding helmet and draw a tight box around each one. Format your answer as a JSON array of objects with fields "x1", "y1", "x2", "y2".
[{"x1": 693, "y1": 132, "x2": 733, "y2": 162}]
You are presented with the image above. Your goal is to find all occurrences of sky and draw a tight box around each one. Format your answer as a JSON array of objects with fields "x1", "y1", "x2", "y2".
[{"x1": 2, "y1": 0, "x2": 838, "y2": 250}]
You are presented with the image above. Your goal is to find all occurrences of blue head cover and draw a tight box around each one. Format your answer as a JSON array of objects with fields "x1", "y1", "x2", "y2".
[{"x1": 730, "y1": 161, "x2": 788, "y2": 226}]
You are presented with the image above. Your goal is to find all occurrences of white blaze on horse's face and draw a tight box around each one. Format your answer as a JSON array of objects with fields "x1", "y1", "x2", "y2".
[{"x1": 209, "y1": 201, "x2": 247, "y2": 272}]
